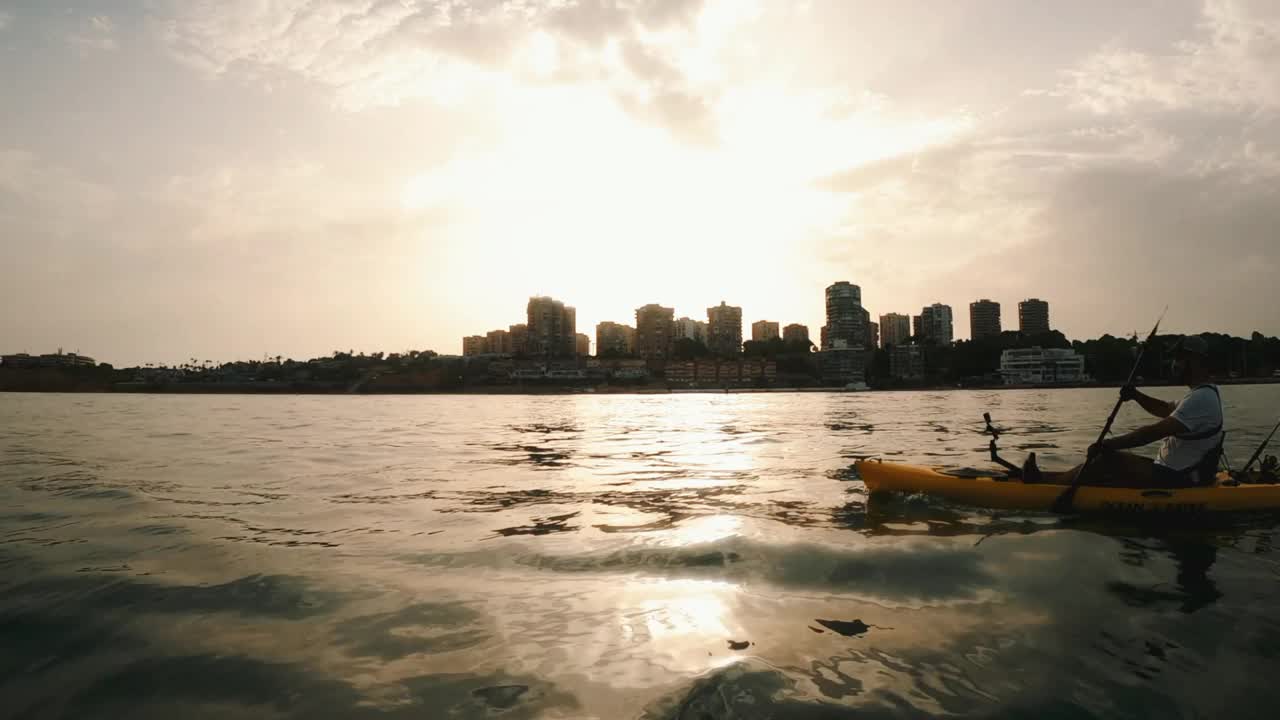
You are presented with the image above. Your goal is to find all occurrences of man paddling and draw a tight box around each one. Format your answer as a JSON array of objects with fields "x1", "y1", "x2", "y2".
[{"x1": 1028, "y1": 335, "x2": 1224, "y2": 488}]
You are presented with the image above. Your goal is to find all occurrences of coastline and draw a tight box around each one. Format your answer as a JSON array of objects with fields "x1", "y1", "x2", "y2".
[{"x1": 4, "y1": 377, "x2": 1278, "y2": 396}]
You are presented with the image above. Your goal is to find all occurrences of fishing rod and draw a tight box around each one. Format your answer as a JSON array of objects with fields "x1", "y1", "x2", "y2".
[{"x1": 1240, "y1": 418, "x2": 1280, "y2": 476}]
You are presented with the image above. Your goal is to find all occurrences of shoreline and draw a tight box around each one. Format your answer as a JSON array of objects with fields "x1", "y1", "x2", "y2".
[{"x1": 4, "y1": 377, "x2": 1278, "y2": 396}]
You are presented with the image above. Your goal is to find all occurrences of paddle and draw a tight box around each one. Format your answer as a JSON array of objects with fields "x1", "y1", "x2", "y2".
[
  {"x1": 1050, "y1": 308, "x2": 1166, "y2": 513},
  {"x1": 1240, "y1": 418, "x2": 1280, "y2": 476}
]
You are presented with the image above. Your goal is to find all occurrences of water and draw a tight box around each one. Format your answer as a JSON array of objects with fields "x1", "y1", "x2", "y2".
[{"x1": 3, "y1": 387, "x2": 1280, "y2": 719}]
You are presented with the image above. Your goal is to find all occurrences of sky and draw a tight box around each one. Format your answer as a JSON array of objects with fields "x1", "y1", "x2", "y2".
[{"x1": 2, "y1": 0, "x2": 1279, "y2": 366}]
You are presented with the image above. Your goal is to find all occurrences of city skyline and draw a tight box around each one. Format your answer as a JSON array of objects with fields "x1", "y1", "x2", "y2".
[
  {"x1": 4, "y1": 2, "x2": 1279, "y2": 367},
  {"x1": 461, "y1": 284, "x2": 1062, "y2": 358}
]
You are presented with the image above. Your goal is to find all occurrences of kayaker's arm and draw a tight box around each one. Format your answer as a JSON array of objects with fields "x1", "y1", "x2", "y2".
[
  {"x1": 1098, "y1": 416, "x2": 1189, "y2": 452},
  {"x1": 1122, "y1": 385, "x2": 1176, "y2": 418}
]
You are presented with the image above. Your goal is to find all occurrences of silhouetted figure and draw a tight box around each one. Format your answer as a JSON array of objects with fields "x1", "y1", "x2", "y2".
[{"x1": 1026, "y1": 336, "x2": 1223, "y2": 488}]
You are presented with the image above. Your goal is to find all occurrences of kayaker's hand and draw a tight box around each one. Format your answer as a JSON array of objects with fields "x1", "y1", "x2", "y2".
[
  {"x1": 1119, "y1": 384, "x2": 1138, "y2": 403},
  {"x1": 1087, "y1": 440, "x2": 1114, "y2": 460}
]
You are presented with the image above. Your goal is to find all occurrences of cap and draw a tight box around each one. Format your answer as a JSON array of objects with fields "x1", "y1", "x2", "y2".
[{"x1": 1172, "y1": 335, "x2": 1210, "y2": 357}]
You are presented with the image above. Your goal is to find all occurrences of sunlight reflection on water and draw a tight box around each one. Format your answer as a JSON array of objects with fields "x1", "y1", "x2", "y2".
[{"x1": 3, "y1": 388, "x2": 1280, "y2": 718}]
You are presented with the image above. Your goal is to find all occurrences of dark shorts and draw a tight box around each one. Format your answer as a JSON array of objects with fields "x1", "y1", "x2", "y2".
[{"x1": 1151, "y1": 463, "x2": 1197, "y2": 488}]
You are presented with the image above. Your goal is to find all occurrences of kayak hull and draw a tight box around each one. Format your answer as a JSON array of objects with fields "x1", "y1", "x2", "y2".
[{"x1": 855, "y1": 460, "x2": 1280, "y2": 514}]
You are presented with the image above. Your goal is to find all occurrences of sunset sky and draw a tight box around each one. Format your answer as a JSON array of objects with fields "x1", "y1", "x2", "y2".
[{"x1": 3, "y1": 0, "x2": 1279, "y2": 365}]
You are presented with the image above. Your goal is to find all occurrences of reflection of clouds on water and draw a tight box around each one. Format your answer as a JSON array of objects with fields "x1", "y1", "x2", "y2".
[
  {"x1": 7, "y1": 390, "x2": 1280, "y2": 717},
  {"x1": 333, "y1": 601, "x2": 489, "y2": 659},
  {"x1": 426, "y1": 535, "x2": 998, "y2": 607},
  {"x1": 0, "y1": 564, "x2": 579, "y2": 719}
]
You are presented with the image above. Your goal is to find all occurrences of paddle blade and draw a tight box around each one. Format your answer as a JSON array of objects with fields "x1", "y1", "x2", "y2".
[{"x1": 1144, "y1": 306, "x2": 1167, "y2": 344}]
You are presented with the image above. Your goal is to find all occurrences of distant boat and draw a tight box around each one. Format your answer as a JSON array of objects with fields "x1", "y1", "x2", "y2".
[{"x1": 844, "y1": 381, "x2": 870, "y2": 391}]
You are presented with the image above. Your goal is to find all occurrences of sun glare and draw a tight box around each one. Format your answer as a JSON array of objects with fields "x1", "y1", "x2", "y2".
[{"x1": 396, "y1": 1, "x2": 974, "y2": 333}]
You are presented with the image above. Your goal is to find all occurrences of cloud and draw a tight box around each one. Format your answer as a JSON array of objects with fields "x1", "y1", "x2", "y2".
[
  {"x1": 799, "y1": 0, "x2": 1280, "y2": 333},
  {"x1": 0, "y1": 11, "x2": 12, "y2": 32},
  {"x1": 941, "y1": 164, "x2": 1280, "y2": 338},
  {"x1": 0, "y1": 149, "x2": 118, "y2": 232},
  {"x1": 151, "y1": 0, "x2": 727, "y2": 139},
  {"x1": 67, "y1": 15, "x2": 118, "y2": 52},
  {"x1": 1062, "y1": 0, "x2": 1280, "y2": 114}
]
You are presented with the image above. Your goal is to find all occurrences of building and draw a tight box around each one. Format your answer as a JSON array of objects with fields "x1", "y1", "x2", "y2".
[
  {"x1": 462, "y1": 336, "x2": 488, "y2": 356},
  {"x1": 866, "y1": 321, "x2": 879, "y2": 350},
  {"x1": 751, "y1": 320, "x2": 780, "y2": 342},
  {"x1": 821, "y1": 281, "x2": 868, "y2": 350},
  {"x1": 596, "y1": 322, "x2": 635, "y2": 356},
  {"x1": 695, "y1": 359, "x2": 719, "y2": 384},
  {"x1": 0, "y1": 353, "x2": 38, "y2": 368},
  {"x1": 508, "y1": 324, "x2": 529, "y2": 356},
  {"x1": 1019, "y1": 298, "x2": 1051, "y2": 335},
  {"x1": 782, "y1": 324, "x2": 810, "y2": 346},
  {"x1": 575, "y1": 333, "x2": 591, "y2": 356},
  {"x1": 879, "y1": 313, "x2": 911, "y2": 348},
  {"x1": 665, "y1": 361, "x2": 696, "y2": 385},
  {"x1": 969, "y1": 299, "x2": 1002, "y2": 340},
  {"x1": 486, "y1": 329, "x2": 513, "y2": 355},
  {"x1": 635, "y1": 304, "x2": 676, "y2": 359},
  {"x1": 820, "y1": 348, "x2": 868, "y2": 385},
  {"x1": 673, "y1": 317, "x2": 707, "y2": 344},
  {"x1": 1000, "y1": 346, "x2": 1085, "y2": 385},
  {"x1": 916, "y1": 303, "x2": 954, "y2": 346},
  {"x1": 889, "y1": 344, "x2": 925, "y2": 379},
  {"x1": 1, "y1": 351, "x2": 97, "y2": 368},
  {"x1": 526, "y1": 296, "x2": 576, "y2": 357},
  {"x1": 598, "y1": 357, "x2": 649, "y2": 380},
  {"x1": 706, "y1": 301, "x2": 743, "y2": 356}
]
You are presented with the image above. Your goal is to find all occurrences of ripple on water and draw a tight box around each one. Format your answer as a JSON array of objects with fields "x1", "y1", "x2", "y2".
[{"x1": 5, "y1": 390, "x2": 1280, "y2": 718}]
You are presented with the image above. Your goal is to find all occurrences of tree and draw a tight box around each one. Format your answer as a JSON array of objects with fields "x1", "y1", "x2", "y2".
[
  {"x1": 742, "y1": 337, "x2": 787, "y2": 358},
  {"x1": 671, "y1": 337, "x2": 711, "y2": 360}
]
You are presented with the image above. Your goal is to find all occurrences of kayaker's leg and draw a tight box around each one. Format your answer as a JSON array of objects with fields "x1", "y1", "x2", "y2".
[
  {"x1": 1088, "y1": 452, "x2": 1157, "y2": 487},
  {"x1": 1037, "y1": 452, "x2": 1156, "y2": 487}
]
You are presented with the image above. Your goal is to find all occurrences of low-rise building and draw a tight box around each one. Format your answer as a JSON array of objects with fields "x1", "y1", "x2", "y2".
[
  {"x1": 718, "y1": 361, "x2": 741, "y2": 385},
  {"x1": 597, "y1": 357, "x2": 649, "y2": 381},
  {"x1": 695, "y1": 360, "x2": 719, "y2": 384},
  {"x1": 575, "y1": 333, "x2": 591, "y2": 356},
  {"x1": 666, "y1": 361, "x2": 696, "y2": 384},
  {"x1": 2, "y1": 351, "x2": 97, "y2": 368},
  {"x1": 1, "y1": 353, "x2": 37, "y2": 368},
  {"x1": 889, "y1": 344, "x2": 925, "y2": 380},
  {"x1": 1000, "y1": 347, "x2": 1086, "y2": 385}
]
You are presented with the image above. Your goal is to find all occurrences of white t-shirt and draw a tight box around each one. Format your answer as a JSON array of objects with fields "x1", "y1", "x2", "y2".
[{"x1": 1155, "y1": 385, "x2": 1223, "y2": 471}]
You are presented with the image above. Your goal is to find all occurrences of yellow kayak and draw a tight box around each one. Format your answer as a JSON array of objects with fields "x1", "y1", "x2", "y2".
[{"x1": 856, "y1": 460, "x2": 1280, "y2": 514}]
